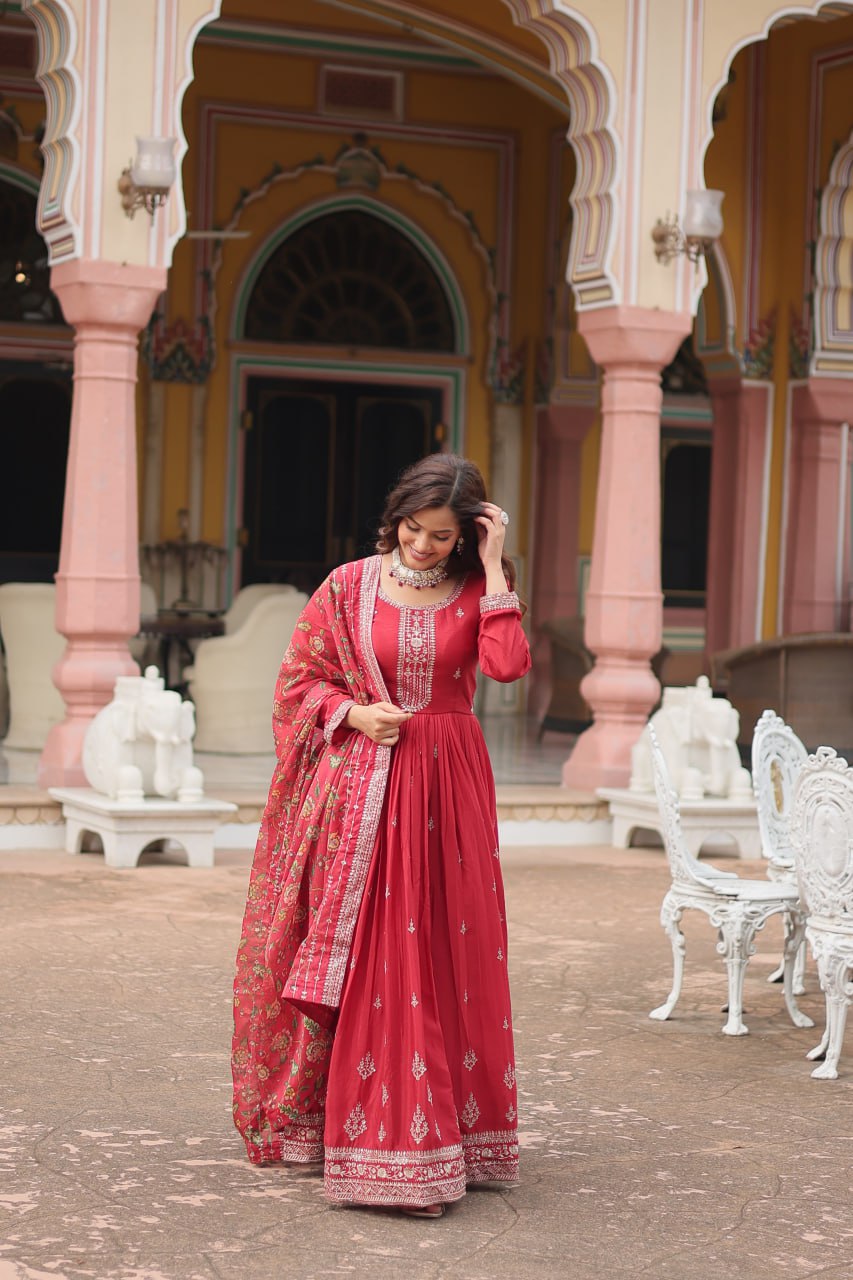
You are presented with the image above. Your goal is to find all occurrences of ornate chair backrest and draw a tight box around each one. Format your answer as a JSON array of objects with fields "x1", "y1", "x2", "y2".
[
  {"x1": 648, "y1": 723, "x2": 721, "y2": 889},
  {"x1": 791, "y1": 746, "x2": 853, "y2": 921},
  {"x1": 751, "y1": 709, "x2": 808, "y2": 868}
]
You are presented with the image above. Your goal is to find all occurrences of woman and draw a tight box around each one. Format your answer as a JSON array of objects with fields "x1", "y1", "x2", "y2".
[{"x1": 232, "y1": 453, "x2": 531, "y2": 1216}]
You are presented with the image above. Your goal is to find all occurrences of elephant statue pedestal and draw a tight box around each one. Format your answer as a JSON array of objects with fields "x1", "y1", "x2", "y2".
[
  {"x1": 50, "y1": 667, "x2": 237, "y2": 868},
  {"x1": 598, "y1": 677, "x2": 761, "y2": 859},
  {"x1": 49, "y1": 787, "x2": 237, "y2": 868}
]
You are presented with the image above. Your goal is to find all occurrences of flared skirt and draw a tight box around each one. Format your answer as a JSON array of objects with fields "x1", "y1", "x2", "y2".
[{"x1": 322, "y1": 711, "x2": 518, "y2": 1206}]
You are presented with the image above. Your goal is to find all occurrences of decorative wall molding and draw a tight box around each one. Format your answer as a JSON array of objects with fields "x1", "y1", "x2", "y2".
[
  {"x1": 741, "y1": 308, "x2": 776, "y2": 381},
  {"x1": 790, "y1": 307, "x2": 811, "y2": 379},
  {"x1": 197, "y1": 16, "x2": 484, "y2": 74},
  {"x1": 141, "y1": 314, "x2": 213, "y2": 385},
  {"x1": 491, "y1": 340, "x2": 527, "y2": 404}
]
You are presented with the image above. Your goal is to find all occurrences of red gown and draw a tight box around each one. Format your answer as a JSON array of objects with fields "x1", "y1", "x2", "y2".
[{"x1": 322, "y1": 573, "x2": 530, "y2": 1206}]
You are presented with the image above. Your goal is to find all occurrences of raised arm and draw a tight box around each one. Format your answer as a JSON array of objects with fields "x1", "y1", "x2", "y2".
[
  {"x1": 478, "y1": 590, "x2": 531, "y2": 683},
  {"x1": 474, "y1": 501, "x2": 531, "y2": 684}
]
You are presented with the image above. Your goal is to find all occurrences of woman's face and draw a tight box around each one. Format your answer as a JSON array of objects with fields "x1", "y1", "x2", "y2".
[{"x1": 397, "y1": 505, "x2": 461, "y2": 570}]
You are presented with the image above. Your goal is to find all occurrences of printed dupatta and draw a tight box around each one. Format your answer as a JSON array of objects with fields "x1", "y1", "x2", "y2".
[{"x1": 232, "y1": 556, "x2": 391, "y2": 1164}]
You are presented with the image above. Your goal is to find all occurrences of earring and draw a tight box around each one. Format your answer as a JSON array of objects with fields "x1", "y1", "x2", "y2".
[{"x1": 455, "y1": 537, "x2": 464, "y2": 556}]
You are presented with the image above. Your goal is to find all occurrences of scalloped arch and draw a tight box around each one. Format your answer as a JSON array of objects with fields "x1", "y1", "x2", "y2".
[
  {"x1": 500, "y1": 0, "x2": 619, "y2": 308},
  {"x1": 812, "y1": 127, "x2": 853, "y2": 375},
  {"x1": 699, "y1": 2, "x2": 853, "y2": 374},
  {"x1": 701, "y1": 3, "x2": 853, "y2": 174},
  {"x1": 24, "y1": 0, "x2": 223, "y2": 268},
  {"x1": 22, "y1": 0, "x2": 81, "y2": 262}
]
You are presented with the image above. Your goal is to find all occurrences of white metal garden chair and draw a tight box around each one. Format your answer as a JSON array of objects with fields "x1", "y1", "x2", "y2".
[
  {"x1": 791, "y1": 745, "x2": 853, "y2": 1080},
  {"x1": 751, "y1": 709, "x2": 809, "y2": 994},
  {"x1": 648, "y1": 723, "x2": 813, "y2": 1036}
]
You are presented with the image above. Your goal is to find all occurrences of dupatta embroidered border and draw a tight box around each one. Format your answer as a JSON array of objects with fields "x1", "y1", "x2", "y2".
[
  {"x1": 282, "y1": 556, "x2": 392, "y2": 1007},
  {"x1": 232, "y1": 556, "x2": 391, "y2": 1161}
]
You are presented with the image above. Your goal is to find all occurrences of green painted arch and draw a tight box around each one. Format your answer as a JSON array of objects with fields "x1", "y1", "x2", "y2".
[
  {"x1": 0, "y1": 162, "x2": 42, "y2": 198},
  {"x1": 231, "y1": 194, "x2": 470, "y2": 355}
]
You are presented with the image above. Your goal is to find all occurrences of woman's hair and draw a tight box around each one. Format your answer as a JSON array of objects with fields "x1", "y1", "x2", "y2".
[{"x1": 375, "y1": 452, "x2": 517, "y2": 591}]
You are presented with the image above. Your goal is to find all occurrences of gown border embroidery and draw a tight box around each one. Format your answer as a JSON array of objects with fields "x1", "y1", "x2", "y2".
[{"x1": 323, "y1": 1131, "x2": 519, "y2": 1205}]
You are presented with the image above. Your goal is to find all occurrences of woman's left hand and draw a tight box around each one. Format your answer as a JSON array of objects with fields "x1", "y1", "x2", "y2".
[{"x1": 474, "y1": 501, "x2": 507, "y2": 569}]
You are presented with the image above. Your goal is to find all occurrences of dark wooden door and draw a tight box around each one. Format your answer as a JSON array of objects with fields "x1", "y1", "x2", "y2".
[
  {"x1": 0, "y1": 371, "x2": 71, "y2": 583},
  {"x1": 240, "y1": 378, "x2": 443, "y2": 591}
]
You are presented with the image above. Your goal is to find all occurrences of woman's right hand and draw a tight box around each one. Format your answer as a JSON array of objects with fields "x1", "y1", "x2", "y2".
[{"x1": 346, "y1": 701, "x2": 412, "y2": 745}]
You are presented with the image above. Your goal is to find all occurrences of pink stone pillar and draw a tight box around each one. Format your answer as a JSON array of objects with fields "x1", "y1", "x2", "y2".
[
  {"x1": 528, "y1": 403, "x2": 596, "y2": 719},
  {"x1": 562, "y1": 305, "x2": 690, "y2": 791},
  {"x1": 784, "y1": 379, "x2": 853, "y2": 634},
  {"x1": 704, "y1": 379, "x2": 740, "y2": 657},
  {"x1": 38, "y1": 259, "x2": 166, "y2": 787},
  {"x1": 705, "y1": 379, "x2": 773, "y2": 654}
]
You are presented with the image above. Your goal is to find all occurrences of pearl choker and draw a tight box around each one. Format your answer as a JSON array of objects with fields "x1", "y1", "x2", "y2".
[{"x1": 388, "y1": 545, "x2": 449, "y2": 590}]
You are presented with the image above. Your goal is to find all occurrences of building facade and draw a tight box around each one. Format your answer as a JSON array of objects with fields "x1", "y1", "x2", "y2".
[{"x1": 1, "y1": 0, "x2": 852, "y2": 789}]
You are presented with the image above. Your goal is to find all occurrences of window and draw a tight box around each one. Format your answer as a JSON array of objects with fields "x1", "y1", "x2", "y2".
[{"x1": 244, "y1": 209, "x2": 455, "y2": 352}]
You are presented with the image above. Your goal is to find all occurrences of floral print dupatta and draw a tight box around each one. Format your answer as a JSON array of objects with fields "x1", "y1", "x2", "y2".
[{"x1": 232, "y1": 556, "x2": 390, "y2": 1166}]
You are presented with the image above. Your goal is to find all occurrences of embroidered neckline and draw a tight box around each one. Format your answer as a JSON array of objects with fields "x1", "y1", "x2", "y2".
[{"x1": 377, "y1": 575, "x2": 466, "y2": 613}]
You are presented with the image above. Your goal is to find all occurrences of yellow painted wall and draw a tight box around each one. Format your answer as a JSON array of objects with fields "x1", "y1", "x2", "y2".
[
  {"x1": 694, "y1": 15, "x2": 853, "y2": 638},
  {"x1": 155, "y1": 3, "x2": 567, "y2": 560}
]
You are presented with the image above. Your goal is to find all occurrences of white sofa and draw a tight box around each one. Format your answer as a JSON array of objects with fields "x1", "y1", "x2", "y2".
[
  {"x1": 223, "y1": 583, "x2": 298, "y2": 636},
  {"x1": 0, "y1": 646, "x2": 8, "y2": 740},
  {"x1": 0, "y1": 582, "x2": 66, "y2": 750},
  {"x1": 185, "y1": 590, "x2": 308, "y2": 753}
]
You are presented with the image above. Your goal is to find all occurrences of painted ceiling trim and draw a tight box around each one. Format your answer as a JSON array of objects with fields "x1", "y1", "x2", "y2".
[{"x1": 199, "y1": 17, "x2": 480, "y2": 69}]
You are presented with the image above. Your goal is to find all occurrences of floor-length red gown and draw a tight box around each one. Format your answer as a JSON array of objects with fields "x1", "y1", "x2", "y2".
[{"x1": 322, "y1": 573, "x2": 530, "y2": 1207}]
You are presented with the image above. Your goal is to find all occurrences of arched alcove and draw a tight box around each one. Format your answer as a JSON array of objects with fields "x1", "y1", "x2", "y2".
[
  {"x1": 0, "y1": 175, "x2": 63, "y2": 324},
  {"x1": 243, "y1": 207, "x2": 456, "y2": 353}
]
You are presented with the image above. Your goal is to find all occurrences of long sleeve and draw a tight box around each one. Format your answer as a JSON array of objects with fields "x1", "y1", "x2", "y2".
[
  {"x1": 478, "y1": 590, "x2": 531, "y2": 683},
  {"x1": 316, "y1": 692, "x2": 356, "y2": 745}
]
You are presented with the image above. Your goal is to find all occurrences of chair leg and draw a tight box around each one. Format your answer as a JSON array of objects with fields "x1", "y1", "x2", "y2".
[
  {"x1": 793, "y1": 938, "x2": 807, "y2": 997},
  {"x1": 715, "y1": 907, "x2": 756, "y2": 1036},
  {"x1": 767, "y1": 912, "x2": 807, "y2": 994},
  {"x1": 766, "y1": 916, "x2": 805, "y2": 992},
  {"x1": 806, "y1": 993, "x2": 831, "y2": 1063},
  {"x1": 780, "y1": 913, "x2": 814, "y2": 1029},
  {"x1": 649, "y1": 892, "x2": 686, "y2": 1021},
  {"x1": 811, "y1": 954, "x2": 851, "y2": 1080}
]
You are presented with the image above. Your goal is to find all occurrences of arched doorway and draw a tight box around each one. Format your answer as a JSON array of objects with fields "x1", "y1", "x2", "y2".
[
  {"x1": 0, "y1": 173, "x2": 70, "y2": 583},
  {"x1": 238, "y1": 207, "x2": 457, "y2": 590}
]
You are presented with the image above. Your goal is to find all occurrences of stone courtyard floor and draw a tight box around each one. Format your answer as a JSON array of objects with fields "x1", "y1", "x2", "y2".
[{"x1": 2, "y1": 842, "x2": 853, "y2": 1280}]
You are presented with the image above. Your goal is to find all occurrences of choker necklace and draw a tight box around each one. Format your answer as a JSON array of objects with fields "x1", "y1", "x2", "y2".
[{"x1": 389, "y1": 545, "x2": 449, "y2": 590}]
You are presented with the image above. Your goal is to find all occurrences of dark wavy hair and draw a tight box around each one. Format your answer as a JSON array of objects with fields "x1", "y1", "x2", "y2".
[{"x1": 375, "y1": 452, "x2": 517, "y2": 591}]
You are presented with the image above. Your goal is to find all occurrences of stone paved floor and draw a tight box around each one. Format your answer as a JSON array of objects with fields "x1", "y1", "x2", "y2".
[{"x1": 2, "y1": 843, "x2": 853, "y2": 1280}]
